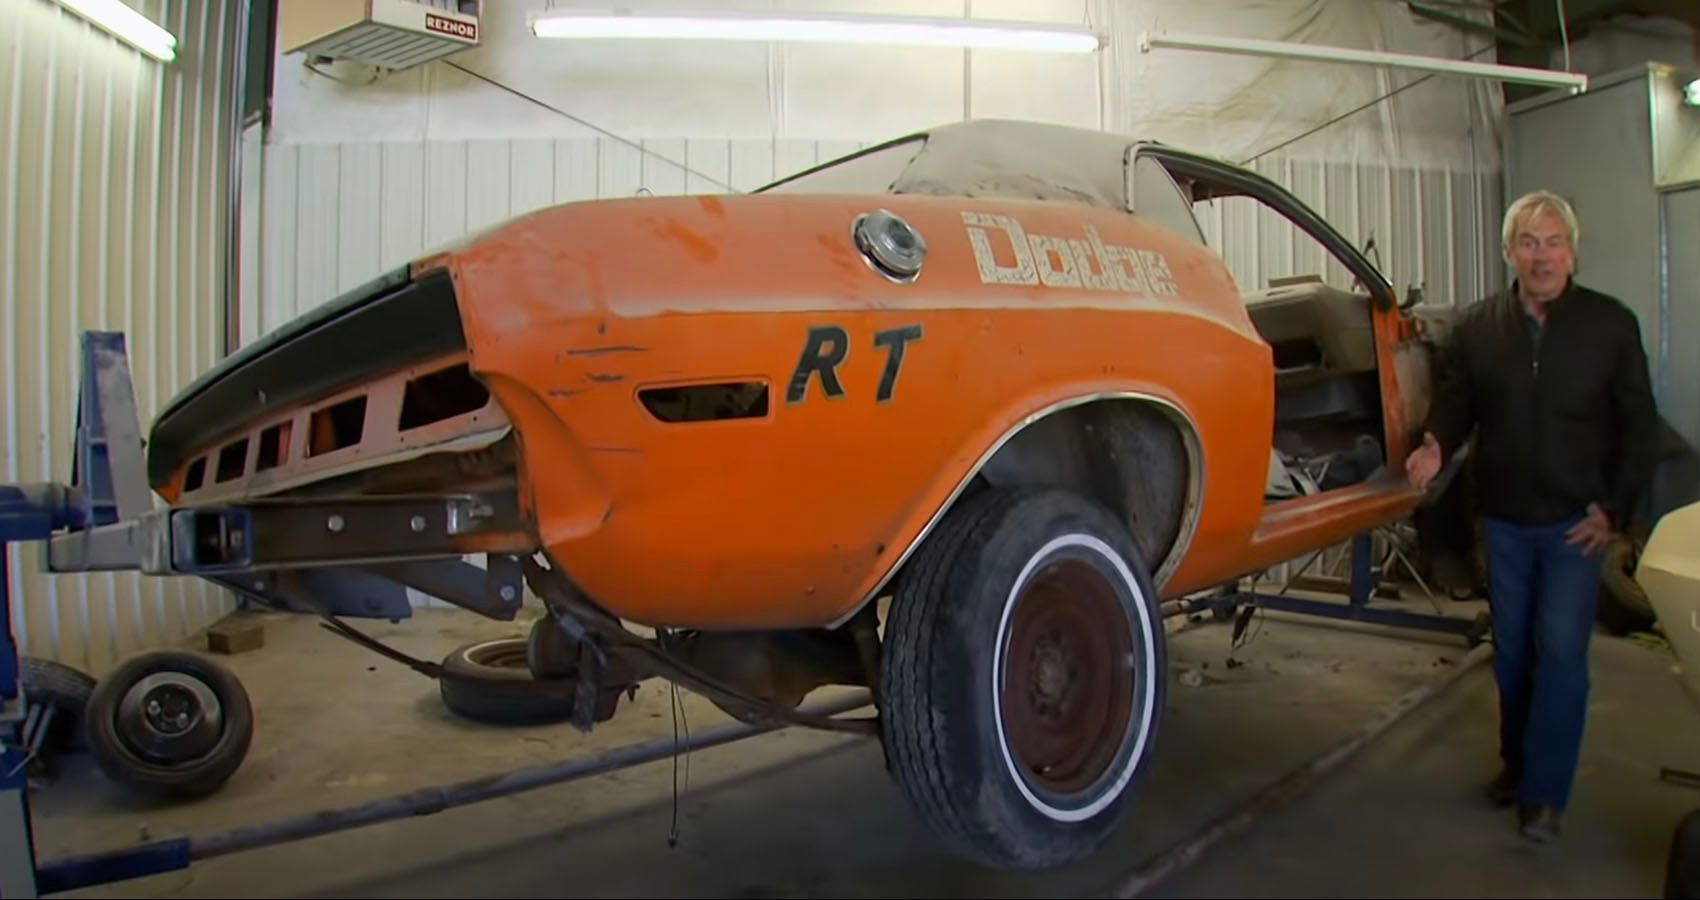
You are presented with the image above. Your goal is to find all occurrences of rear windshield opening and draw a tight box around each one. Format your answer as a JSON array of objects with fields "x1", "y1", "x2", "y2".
[
  {"x1": 399, "y1": 363, "x2": 490, "y2": 431},
  {"x1": 215, "y1": 439, "x2": 249, "y2": 483},
  {"x1": 308, "y1": 396, "x2": 368, "y2": 457},
  {"x1": 640, "y1": 382, "x2": 769, "y2": 423},
  {"x1": 256, "y1": 421, "x2": 291, "y2": 471}
]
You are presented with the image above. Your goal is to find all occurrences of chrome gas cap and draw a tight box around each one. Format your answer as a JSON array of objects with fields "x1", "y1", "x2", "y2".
[{"x1": 853, "y1": 210, "x2": 926, "y2": 283}]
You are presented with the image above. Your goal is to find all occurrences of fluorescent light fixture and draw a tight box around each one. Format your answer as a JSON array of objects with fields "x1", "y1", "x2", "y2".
[
  {"x1": 1140, "y1": 31, "x2": 1588, "y2": 92},
  {"x1": 530, "y1": 9, "x2": 1104, "y2": 53},
  {"x1": 56, "y1": 0, "x2": 177, "y2": 62},
  {"x1": 1686, "y1": 78, "x2": 1700, "y2": 107}
]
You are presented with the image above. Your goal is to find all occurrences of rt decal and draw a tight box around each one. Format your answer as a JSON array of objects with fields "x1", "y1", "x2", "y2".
[{"x1": 788, "y1": 324, "x2": 923, "y2": 404}]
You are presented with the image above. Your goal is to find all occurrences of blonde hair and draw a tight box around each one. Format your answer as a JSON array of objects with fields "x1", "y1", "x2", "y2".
[{"x1": 1502, "y1": 190, "x2": 1580, "y2": 258}]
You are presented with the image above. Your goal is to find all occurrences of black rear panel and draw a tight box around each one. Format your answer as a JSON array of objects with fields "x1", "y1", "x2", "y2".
[{"x1": 147, "y1": 268, "x2": 466, "y2": 488}]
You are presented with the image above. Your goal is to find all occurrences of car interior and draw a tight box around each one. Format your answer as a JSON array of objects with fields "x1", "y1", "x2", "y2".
[
  {"x1": 1243, "y1": 276, "x2": 1387, "y2": 503},
  {"x1": 1135, "y1": 150, "x2": 1393, "y2": 506}
]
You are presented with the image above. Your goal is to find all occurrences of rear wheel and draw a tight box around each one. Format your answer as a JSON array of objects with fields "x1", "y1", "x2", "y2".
[{"x1": 880, "y1": 487, "x2": 1166, "y2": 870}]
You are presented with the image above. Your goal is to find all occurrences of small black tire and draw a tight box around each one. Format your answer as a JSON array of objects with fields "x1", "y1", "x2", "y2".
[
  {"x1": 881, "y1": 487, "x2": 1167, "y2": 871},
  {"x1": 22, "y1": 657, "x2": 97, "y2": 754},
  {"x1": 1667, "y1": 807, "x2": 1700, "y2": 899},
  {"x1": 439, "y1": 638, "x2": 580, "y2": 726},
  {"x1": 84, "y1": 651, "x2": 253, "y2": 799}
]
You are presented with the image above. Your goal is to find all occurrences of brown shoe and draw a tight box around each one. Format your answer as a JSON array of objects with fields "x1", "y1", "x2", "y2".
[
  {"x1": 1518, "y1": 804, "x2": 1562, "y2": 843},
  {"x1": 1486, "y1": 770, "x2": 1517, "y2": 808}
]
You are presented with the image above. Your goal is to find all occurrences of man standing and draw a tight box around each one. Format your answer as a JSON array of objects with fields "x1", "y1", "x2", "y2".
[{"x1": 1406, "y1": 189, "x2": 1659, "y2": 843}]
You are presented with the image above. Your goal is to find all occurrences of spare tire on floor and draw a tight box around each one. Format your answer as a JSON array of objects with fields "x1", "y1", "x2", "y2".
[
  {"x1": 84, "y1": 651, "x2": 253, "y2": 799},
  {"x1": 438, "y1": 637, "x2": 581, "y2": 726},
  {"x1": 22, "y1": 657, "x2": 97, "y2": 755}
]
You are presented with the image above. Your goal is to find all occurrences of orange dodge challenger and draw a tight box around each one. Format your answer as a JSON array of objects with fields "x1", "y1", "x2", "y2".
[{"x1": 142, "y1": 120, "x2": 1440, "y2": 869}]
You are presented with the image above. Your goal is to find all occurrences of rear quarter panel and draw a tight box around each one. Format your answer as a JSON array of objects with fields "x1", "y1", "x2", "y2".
[{"x1": 436, "y1": 192, "x2": 1273, "y2": 629}]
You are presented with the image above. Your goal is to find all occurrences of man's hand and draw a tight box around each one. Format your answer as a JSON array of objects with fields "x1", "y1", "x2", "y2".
[
  {"x1": 1405, "y1": 431, "x2": 1444, "y2": 491},
  {"x1": 1565, "y1": 502, "x2": 1614, "y2": 557}
]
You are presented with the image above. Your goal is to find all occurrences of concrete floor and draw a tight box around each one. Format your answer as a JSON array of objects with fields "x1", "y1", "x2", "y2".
[{"x1": 33, "y1": 594, "x2": 1700, "y2": 899}]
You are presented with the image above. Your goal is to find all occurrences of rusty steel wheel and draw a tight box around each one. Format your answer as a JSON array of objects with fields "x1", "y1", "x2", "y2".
[
  {"x1": 881, "y1": 487, "x2": 1164, "y2": 871},
  {"x1": 998, "y1": 554, "x2": 1137, "y2": 810}
]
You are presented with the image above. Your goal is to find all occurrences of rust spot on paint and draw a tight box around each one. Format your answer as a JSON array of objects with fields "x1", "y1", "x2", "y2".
[
  {"x1": 597, "y1": 321, "x2": 608, "y2": 335},
  {"x1": 819, "y1": 231, "x2": 860, "y2": 280},
  {"x1": 547, "y1": 388, "x2": 581, "y2": 398},
  {"x1": 588, "y1": 373, "x2": 625, "y2": 383},
  {"x1": 658, "y1": 220, "x2": 719, "y2": 264},
  {"x1": 817, "y1": 231, "x2": 853, "y2": 258},
  {"x1": 698, "y1": 195, "x2": 726, "y2": 217}
]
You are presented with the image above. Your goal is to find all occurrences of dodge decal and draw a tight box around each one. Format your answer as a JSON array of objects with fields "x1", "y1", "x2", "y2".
[{"x1": 963, "y1": 212, "x2": 1179, "y2": 297}]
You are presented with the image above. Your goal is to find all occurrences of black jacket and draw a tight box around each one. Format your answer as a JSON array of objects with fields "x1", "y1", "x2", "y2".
[{"x1": 1427, "y1": 281, "x2": 1659, "y2": 529}]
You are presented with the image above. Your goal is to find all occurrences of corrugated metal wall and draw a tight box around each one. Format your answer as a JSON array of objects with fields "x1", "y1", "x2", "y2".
[
  {"x1": 1, "y1": 0, "x2": 239, "y2": 674},
  {"x1": 1200, "y1": 155, "x2": 1503, "y2": 308},
  {"x1": 254, "y1": 137, "x2": 1502, "y2": 337},
  {"x1": 245, "y1": 136, "x2": 865, "y2": 340}
]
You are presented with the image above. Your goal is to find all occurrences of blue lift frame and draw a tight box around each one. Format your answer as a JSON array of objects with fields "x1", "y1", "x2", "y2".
[
  {"x1": 0, "y1": 331, "x2": 1485, "y2": 896},
  {"x1": 1239, "y1": 532, "x2": 1483, "y2": 639},
  {"x1": 1, "y1": 332, "x2": 142, "y2": 897}
]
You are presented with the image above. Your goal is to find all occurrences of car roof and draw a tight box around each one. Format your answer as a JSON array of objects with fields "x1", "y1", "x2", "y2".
[{"x1": 760, "y1": 119, "x2": 1139, "y2": 209}]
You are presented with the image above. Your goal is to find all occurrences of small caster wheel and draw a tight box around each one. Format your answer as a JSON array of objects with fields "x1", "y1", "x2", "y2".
[{"x1": 85, "y1": 651, "x2": 253, "y2": 799}]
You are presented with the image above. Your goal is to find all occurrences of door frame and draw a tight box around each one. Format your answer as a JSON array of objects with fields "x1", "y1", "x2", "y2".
[{"x1": 1132, "y1": 143, "x2": 1417, "y2": 471}]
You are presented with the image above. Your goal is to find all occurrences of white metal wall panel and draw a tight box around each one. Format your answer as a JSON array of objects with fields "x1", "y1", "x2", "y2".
[
  {"x1": 1192, "y1": 154, "x2": 1502, "y2": 307},
  {"x1": 684, "y1": 140, "x2": 731, "y2": 195},
  {"x1": 508, "y1": 139, "x2": 554, "y2": 217},
  {"x1": 274, "y1": 138, "x2": 1502, "y2": 305},
  {"x1": 380, "y1": 143, "x2": 425, "y2": 271},
  {"x1": 255, "y1": 136, "x2": 849, "y2": 328},
  {"x1": 641, "y1": 139, "x2": 688, "y2": 198},
  {"x1": 2, "y1": 0, "x2": 239, "y2": 674},
  {"x1": 259, "y1": 135, "x2": 1504, "y2": 332}
]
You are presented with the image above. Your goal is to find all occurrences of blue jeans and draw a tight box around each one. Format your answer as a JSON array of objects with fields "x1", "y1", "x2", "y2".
[{"x1": 1483, "y1": 514, "x2": 1604, "y2": 812}]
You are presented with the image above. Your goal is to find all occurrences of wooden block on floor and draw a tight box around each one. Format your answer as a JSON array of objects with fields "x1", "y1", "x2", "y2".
[{"x1": 206, "y1": 614, "x2": 266, "y2": 655}]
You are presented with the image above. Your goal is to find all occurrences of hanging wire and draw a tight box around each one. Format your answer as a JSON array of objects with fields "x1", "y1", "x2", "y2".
[
  {"x1": 440, "y1": 60, "x2": 741, "y2": 193},
  {"x1": 1556, "y1": 0, "x2": 1573, "y2": 72},
  {"x1": 1240, "y1": 42, "x2": 1499, "y2": 166},
  {"x1": 667, "y1": 680, "x2": 693, "y2": 848}
]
